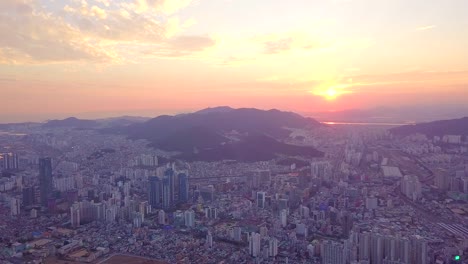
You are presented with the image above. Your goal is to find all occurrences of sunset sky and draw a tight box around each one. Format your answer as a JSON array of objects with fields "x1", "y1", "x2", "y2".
[{"x1": 1, "y1": 0, "x2": 468, "y2": 122}]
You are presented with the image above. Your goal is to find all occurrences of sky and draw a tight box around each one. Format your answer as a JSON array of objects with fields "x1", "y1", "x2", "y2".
[{"x1": 1, "y1": 0, "x2": 468, "y2": 122}]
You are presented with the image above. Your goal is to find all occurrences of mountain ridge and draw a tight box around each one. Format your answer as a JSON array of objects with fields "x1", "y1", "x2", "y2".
[{"x1": 390, "y1": 116, "x2": 468, "y2": 137}]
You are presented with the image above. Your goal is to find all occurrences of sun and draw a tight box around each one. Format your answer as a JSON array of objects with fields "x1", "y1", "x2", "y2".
[
  {"x1": 310, "y1": 83, "x2": 353, "y2": 101},
  {"x1": 325, "y1": 88, "x2": 338, "y2": 100}
]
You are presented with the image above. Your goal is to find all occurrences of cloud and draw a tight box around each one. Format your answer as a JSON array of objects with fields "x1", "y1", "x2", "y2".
[
  {"x1": 416, "y1": 25, "x2": 436, "y2": 31},
  {"x1": 169, "y1": 36, "x2": 216, "y2": 51},
  {"x1": 0, "y1": 1, "x2": 115, "y2": 64},
  {"x1": 0, "y1": 0, "x2": 202, "y2": 64},
  {"x1": 254, "y1": 32, "x2": 333, "y2": 55},
  {"x1": 141, "y1": 35, "x2": 216, "y2": 58},
  {"x1": 125, "y1": 0, "x2": 194, "y2": 15}
]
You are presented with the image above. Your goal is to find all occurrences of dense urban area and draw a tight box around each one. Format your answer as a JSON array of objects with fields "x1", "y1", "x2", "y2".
[{"x1": 0, "y1": 120, "x2": 467, "y2": 264}]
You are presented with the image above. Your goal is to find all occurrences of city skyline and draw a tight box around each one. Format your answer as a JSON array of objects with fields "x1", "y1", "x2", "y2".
[{"x1": 1, "y1": 0, "x2": 468, "y2": 122}]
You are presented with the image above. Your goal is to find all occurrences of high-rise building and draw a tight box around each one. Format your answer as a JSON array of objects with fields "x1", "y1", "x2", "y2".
[
  {"x1": 280, "y1": 209, "x2": 288, "y2": 227},
  {"x1": 206, "y1": 231, "x2": 213, "y2": 248},
  {"x1": 359, "y1": 233, "x2": 370, "y2": 261},
  {"x1": 205, "y1": 207, "x2": 218, "y2": 219},
  {"x1": 249, "y1": 232, "x2": 262, "y2": 257},
  {"x1": 178, "y1": 173, "x2": 189, "y2": 203},
  {"x1": 401, "y1": 175, "x2": 422, "y2": 201},
  {"x1": 435, "y1": 172, "x2": 450, "y2": 191},
  {"x1": 1, "y1": 153, "x2": 19, "y2": 170},
  {"x1": 342, "y1": 211, "x2": 354, "y2": 238},
  {"x1": 256, "y1": 191, "x2": 266, "y2": 209},
  {"x1": 232, "y1": 226, "x2": 242, "y2": 242},
  {"x1": 22, "y1": 187, "x2": 35, "y2": 207},
  {"x1": 10, "y1": 198, "x2": 20, "y2": 216},
  {"x1": 269, "y1": 237, "x2": 279, "y2": 257},
  {"x1": 158, "y1": 210, "x2": 166, "y2": 225},
  {"x1": 162, "y1": 177, "x2": 171, "y2": 209},
  {"x1": 321, "y1": 240, "x2": 345, "y2": 264},
  {"x1": 370, "y1": 234, "x2": 384, "y2": 264},
  {"x1": 70, "y1": 203, "x2": 81, "y2": 227},
  {"x1": 311, "y1": 161, "x2": 332, "y2": 180},
  {"x1": 148, "y1": 176, "x2": 162, "y2": 209},
  {"x1": 164, "y1": 168, "x2": 175, "y2": 202},
  {"x1": 39, "y1": 158, "x2": 53, "y2": 206},
  {"x1": 184, "y1": 209, "x2": 195, "y2": 228}
]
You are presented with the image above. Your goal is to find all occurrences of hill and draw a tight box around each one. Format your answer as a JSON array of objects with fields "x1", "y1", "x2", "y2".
[
  {"x1": 107, "y1": 107, "x2": 323, "y2": 162},
  {"x1": 175, "y1": 134, "x2": 323, "y2": 162},
  {"x1": 390, "y1": 117, "x2": 468, "y2": 137},
  {"x1": 43, "y1": 117, "x2": 98, "y2": 128},
  {"x1": 119, "y1": 107, "x2": 321, "y2": 141}
]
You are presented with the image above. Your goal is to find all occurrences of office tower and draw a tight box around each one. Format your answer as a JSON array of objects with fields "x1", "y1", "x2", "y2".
[
  {"x1": 164, "y1": 168, "x2": 175, "y2": 202},
  {"x1": 162, "y1": 177, "x2": 171, "y2": 209},
  {"x1": 10, "y1": 198, "x2": 20, "y2": 216},
  {"x1": 269, "y1": 237, "x2": 279, "y2": 257},
  {"x1": 184, "y1": 209, "x2": 195, "y2": 228},
  {"x1": 256, "y1": 191, "x2": 266, "y2": 209},
  {"x1": 280, "y1": 209, "x2": 288, "y2": 227},
  {"x1": 178, "y1": 173, "x2": 189, "y2": 203},
  {"x1": 39, "y1": 158, "x2": 53, "y2": 206},
  {"x1": 249, "y1": 232, "x2": 262, "y2": 257},
  {"x1": 22, "y1": 187, "x2": 35, "y2": 207},
  {"x1": 148, "y1": 176, "x2": 162, "y2": 209}
]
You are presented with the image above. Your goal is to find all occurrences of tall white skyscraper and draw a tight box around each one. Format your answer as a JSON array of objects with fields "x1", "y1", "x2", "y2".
[
  {"x1": 158, "y1": 210, "x2": 166, "y2": 225},
  {"x1": 249, "y1": 232, "x2": 262, "y2": 257},
  {"x1": 280, "y1": 209, "x2": 288, "y2": 227},
  {"x1": 184, "y1": 209, "x2": 195, "y2": 228}
]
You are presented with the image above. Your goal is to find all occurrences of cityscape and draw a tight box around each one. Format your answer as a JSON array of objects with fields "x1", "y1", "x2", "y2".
[
  {"x1": 0, "y1": 109, "x2": 467, "y2": 263},
  {"x1": 1, "y1": 0, "x2": 468, "y2": 263}
]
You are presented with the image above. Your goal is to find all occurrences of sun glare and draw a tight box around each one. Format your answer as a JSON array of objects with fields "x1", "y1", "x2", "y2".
[
  {"x1": 325, "y1": 88, "x2": 338, "y2": 100},
  {"x1": 310, "y1": 83, "x2": 353, "y2": 101}
]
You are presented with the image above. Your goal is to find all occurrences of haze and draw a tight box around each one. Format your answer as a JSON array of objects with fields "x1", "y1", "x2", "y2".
[{"x1": 1, "y1": 0, "x2": 468, "y2": 122}]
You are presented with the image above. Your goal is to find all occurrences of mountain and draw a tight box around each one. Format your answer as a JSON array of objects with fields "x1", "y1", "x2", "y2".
[
  {"x1": 390, "y1": 117, "x2": 468, "y2": 137},
  {"x1": 96, "y1": 116, "x2": 151, "y2": 127},
  {"x1": 118, "y1": 107, "x2": 321, "y2": 141},
  {"x1": 108, "y1": 107, "x2": 323, "y2": 162},
  {"x1": 43, "y1": 117, "x2": 98, "y2": 129},
  {"x1": 175, "y1": 133, "x2": 323, "y2": 162},
  {"x1": 307, "y1": 105, "x2": 468, "y2": 123},
  {"x1": 194, "y1": 106, "x2": 234, "y2": 115}
]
